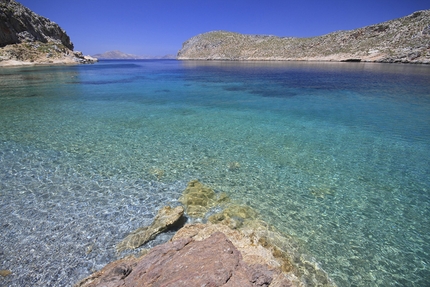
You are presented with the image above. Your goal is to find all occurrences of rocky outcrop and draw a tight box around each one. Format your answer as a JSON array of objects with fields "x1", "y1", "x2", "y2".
[
  {"x1": 77, "y1": 181, "x2": 337, "y2": 287},
  {"x1": 0, "y1": 0, "x2": 96, "y2": 65},
  {"x1": 0, "y1": 0, "x2": 72, "y2": 49},
  {"x1": 76, "y1": 228, "x2": 295, "y2": 287},
  {"x1": 177, "y1": 10, "x2": 430, "y2": 64}
]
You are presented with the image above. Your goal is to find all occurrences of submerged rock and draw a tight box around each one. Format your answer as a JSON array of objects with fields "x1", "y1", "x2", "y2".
[
  {"x1": 0, "y1": 270, "x2": 12, "y2": 277},
  {"x1": 208, "y1": 204, "x2": 259, "y2": 229},
  {"x1": 179, "y1": 179, "x2": 229, "y2": 218},
  {"x1": 116, "y1": 206, "x2": 184, "y2": 252}
]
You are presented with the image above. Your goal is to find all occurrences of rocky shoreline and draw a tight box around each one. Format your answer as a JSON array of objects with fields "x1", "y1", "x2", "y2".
[
  {"x1": 0, "y1": 42, "x2": 97, "y2": 66},
  {"x1": 177, "y1": 10, "x2": 430, "y2": 64},
  {"x1": 75, "y1": 180, "x2": 337, "y2": 287},
  {"x1": 0, "y1": 0, "x2": 96, "y2": 66}
]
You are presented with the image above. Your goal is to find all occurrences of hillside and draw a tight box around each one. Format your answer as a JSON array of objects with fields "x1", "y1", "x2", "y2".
[
  {"x1": 0, "y1": 0, "x2": 96, "y2": 66},
  {"x1": 93, "y1": 50, "x2": 176, "y2": 60},
  {"x1": 93, "y1": 50, "x2": 141, "y2": 59},
  {"x1": 177, "y1": 10, "x2": 430, "y2": 64}
]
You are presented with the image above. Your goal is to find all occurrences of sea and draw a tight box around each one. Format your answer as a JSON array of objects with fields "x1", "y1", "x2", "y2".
[{"x1": 0, "y1": 60, "x2": 429, "y2": 287}]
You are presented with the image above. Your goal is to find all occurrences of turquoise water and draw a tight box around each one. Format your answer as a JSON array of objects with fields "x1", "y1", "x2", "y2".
[{"x1": 1, "y1": 60, "x2": 429, "y2": 286}]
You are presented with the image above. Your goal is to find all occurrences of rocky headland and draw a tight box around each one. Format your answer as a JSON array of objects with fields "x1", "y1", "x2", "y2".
[
  {"x1": 76, "y1": 180, "x2": 337, "y2": 287},
  {"x1": 0, "y1": 0, "x2": 96, "y2": 66},
  {"x1": 177, "y1": 10, "x2": 430, "y2": 64}
]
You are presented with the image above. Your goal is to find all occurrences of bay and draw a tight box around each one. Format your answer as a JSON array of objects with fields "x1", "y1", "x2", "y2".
[{"x1": 1, "y1": 60, "x2": 429, "y2": 286}]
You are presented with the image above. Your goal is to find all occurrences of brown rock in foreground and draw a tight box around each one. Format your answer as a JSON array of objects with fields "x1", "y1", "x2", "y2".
[{"x1": 76, "y1": 231, "x2": 293, "y2": 287}]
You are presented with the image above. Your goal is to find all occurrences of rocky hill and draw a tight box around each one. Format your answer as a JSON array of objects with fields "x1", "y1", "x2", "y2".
[
  {"x1": 177, "y1": 10, "x2": 430, "y2": 64},
  {"x1": 93, "y1": 50, "x2": 177, "y2": 60},
  {"x1": 0, "y1": 0, "x2": 96, "y2": 65},
  {"x1": 93, "y1": 50, "x2": 141, "y2": 59}
]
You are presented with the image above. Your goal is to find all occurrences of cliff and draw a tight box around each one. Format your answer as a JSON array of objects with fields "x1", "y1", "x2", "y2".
[
  {"x1": 0, "y1": 0, "x2": 96, "y2": 65},
  {"x1": 177, "y1": 10, "x2": 430, "y2": 64}
]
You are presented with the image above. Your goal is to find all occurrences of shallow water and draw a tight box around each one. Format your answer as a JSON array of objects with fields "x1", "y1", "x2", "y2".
[{"x1": 1, "y1": 60, "x2": 429, "y2": 286}]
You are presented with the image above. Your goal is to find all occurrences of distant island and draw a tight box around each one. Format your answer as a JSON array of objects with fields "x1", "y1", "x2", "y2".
[
  {"x1": 177, "y1": 10, "x2": 430, "y2": 64},
  {"x1": 93, "y1": 50, "x2": 176, "y2": 60},
  {"x1": 0, "y1": 0, "x2": 96, "y2": 66}
]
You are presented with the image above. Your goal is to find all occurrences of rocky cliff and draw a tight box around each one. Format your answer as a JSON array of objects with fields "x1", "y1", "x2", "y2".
[
  {"x1": 0, "y1": 0, "x2": 96, "y2": 65},
  {"x1": 177, "y1": 10, "x2": 430, "y2": 64}
]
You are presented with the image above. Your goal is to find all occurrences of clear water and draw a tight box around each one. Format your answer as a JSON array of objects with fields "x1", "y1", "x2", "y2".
[{"x1": 1, "y1": 60, "x2": 429, "y2": 286}]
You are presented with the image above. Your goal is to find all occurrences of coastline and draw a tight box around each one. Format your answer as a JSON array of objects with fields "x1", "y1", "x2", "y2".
[
  {"x1": 0, "y1": 43, "x2": 98, "y2": 67},
  {"x1": 0, "y1": 59, "x2": 85, "y2": 67},
  {"x1": 177, "y1": 55, "x2": 430, "y2": 64},
  {"x1": 5, "y1": 57, "x2": 427, "y2": 68},
  {"x1": 0, "y1": 55, "x2": 97, "y2": 67}
]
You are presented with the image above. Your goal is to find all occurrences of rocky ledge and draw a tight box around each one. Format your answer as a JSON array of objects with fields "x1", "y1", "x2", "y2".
[
  {"x1": 0, "y1": 0, "x2": 96, "y2": 66},
  {"x1": 76, "y1": 180, "x2": 337, "y2": 287},
  {"x1": 76, "y1": 227, "x2": 294, "y2": 287},
  {"x1": 177, "y1": 10, "x2": 430, "y2": 64}
]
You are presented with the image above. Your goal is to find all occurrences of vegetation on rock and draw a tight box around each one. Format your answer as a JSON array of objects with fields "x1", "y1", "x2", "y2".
[
  {"x1": 177, "y1": 10, "x2": 430, "y2": 64},
  {"x1": 0, "y1": 0, "x2": 96, "y2": 65}
]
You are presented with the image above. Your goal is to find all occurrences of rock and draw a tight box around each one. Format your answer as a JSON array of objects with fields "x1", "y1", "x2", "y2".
[
  {"x1": 179, "y1": 179, "x2": 216, "y2": 217},
  {"x1": 0, "y1": 0, "x2": 73, "y2": 49},
  {"x1": 173, "y1": 223, "x2": 296, "y2": 276},
  {"x1": 116, "y1": 206, "x2": 184, "y2": 252},
  {"x1": 76, "y1": 231, "x2": 294, "y2": 287},
  {"x1": 83, "y1": 55, "x2": 98, "y2": 64},
  {"x1": 77, "y1": 182, "x2": 336, "y2": 287},
  {"x1": 0, "y1": 270, "x2": 12, "y2": 277},
  {"x1": 177, "y1": 10, "x2": 430, "y2": 64},
  {"x1": 208, "y1": 204, "x2": 259, "y2": 229},
  {"x1": 73, "y1": 51, "x2": 98, "y2": 64},
  {"x1": 179, "y1": 179, "x2": 229, "y2": 218},
  {"x1": 0, "y1": 0, "x2": 96, "y2": 65}
]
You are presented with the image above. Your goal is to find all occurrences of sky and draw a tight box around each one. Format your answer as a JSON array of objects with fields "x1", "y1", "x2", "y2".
[{"x1": 18, "y1": 0, "x2": 430, "y2": 57}]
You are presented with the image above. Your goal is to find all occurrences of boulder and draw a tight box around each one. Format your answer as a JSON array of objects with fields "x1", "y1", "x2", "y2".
[{"x1": 76, "y1": 231, "x2": 294, "y2": 287}]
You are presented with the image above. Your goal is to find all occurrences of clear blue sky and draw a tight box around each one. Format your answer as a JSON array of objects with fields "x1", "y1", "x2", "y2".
[{"x1": 18, "y1": 0, "x2": 429, "y2": 56}]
